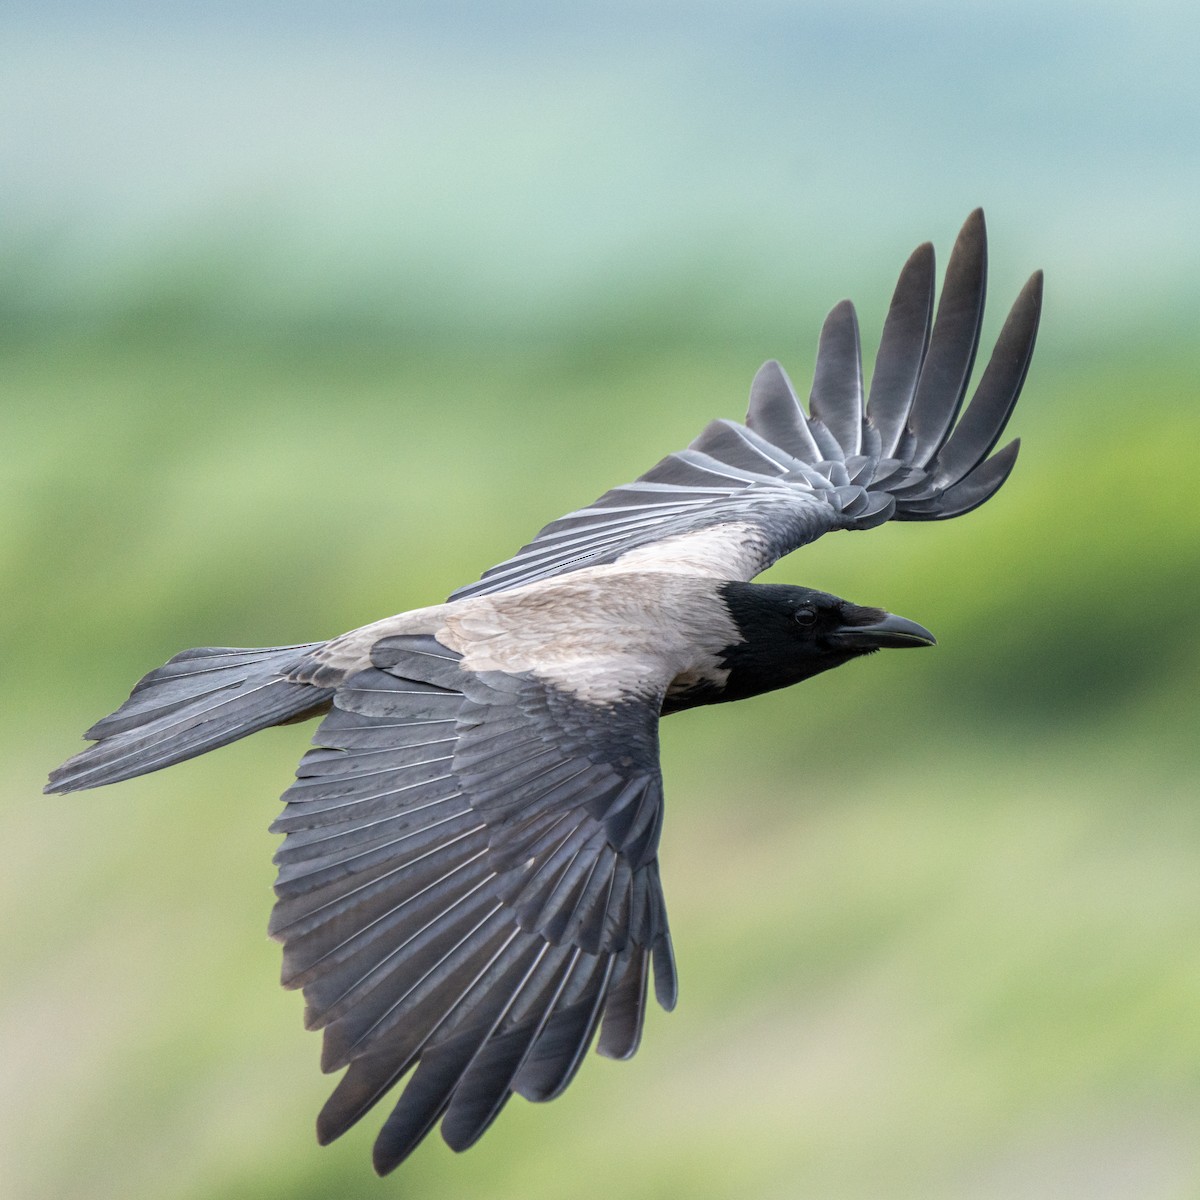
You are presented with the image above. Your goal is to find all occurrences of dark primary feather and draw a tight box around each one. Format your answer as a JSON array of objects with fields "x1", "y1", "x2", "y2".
[
  {"x1": 269, "y1": 635, "x2": 674, "y2": 1172},
  {"x1": 809, "y1": 299, "x2": 865, "y2": 457},
  {"x1": 906, "y1": 207, "x2": 988, "y2": 466},
  {"x1": 928, "y1": 269, "x2": 1043, "y2": 491},
  {"x1": 450, "y1": 210, "x2": 1041, "y2": 600},
  {"x1": 866, "y1": 241, "x2": 935, "y2": 455}
]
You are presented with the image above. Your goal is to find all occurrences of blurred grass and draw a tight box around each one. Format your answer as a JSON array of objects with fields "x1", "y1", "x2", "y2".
[{"x1": 3, "y1": 297, "x2": 1199, "y2": 1200}]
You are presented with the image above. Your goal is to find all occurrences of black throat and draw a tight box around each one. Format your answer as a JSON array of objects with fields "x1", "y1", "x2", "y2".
[{"x1": 663, "y1": 581, "x2": 860, "y2": 715}]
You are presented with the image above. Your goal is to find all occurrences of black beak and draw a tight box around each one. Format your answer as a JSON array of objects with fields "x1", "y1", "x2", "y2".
[{"x1": 832, "y1": 611, "x2": 937, "y2": 650}]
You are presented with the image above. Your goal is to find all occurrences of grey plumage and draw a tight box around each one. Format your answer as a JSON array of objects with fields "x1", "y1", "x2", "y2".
[
  {"x1": 866, "y1": 241, "x2": 936, "y2": 455},
  {"x1": 47, "y1": 644, "x2": 331, "y2": 793},
  {"x1": 928, "y1": 268, "x2": 1043, "y2": 493},
  {"x1": 809, "y1": 299, "x2": 865, "y2": 456},
  {"x1": 46, "y1": 212, "x2": 1040, "y2": 1175},
  {"x1": 450, "y1": 210, "x2": 1041, "y2": 604},
  {"x1": 266, "y1": 635, "x2": 674, "y2": 1165},
  {"x1": 906, "y1": 207, "x2": 988, "y2": 466}
]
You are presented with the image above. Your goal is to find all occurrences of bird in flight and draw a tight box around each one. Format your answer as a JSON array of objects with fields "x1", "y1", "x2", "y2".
[{"x1": 48, "y1": 210, "x2": 1041, "y2": 1174}]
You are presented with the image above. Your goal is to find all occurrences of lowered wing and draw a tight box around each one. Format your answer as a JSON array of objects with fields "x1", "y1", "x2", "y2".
[
  {"x1": 451, "y1": 209, "x2": 1041, "y2": 600},
  {"x1": 271, "y1": 634, "x2": 675, "y2": 1173}
]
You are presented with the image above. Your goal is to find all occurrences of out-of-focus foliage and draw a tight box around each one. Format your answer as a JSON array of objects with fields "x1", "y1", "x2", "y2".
[{"x1": 4, "y1": 4, "x2": 1200, "y2": 1199}]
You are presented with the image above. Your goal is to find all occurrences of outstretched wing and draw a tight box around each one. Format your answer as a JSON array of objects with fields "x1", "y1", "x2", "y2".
[
  {"x1": 270, "y1": 635, "x2": 675, "y2": 1174},
  {"x1": 451, "y1": 210, "x2": 1042, "y2": 601}
]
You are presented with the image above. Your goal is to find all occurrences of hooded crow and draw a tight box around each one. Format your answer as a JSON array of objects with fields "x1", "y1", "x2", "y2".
[{"x1": 47, "y1": 210, "x2": 1041, "y2": 1174}]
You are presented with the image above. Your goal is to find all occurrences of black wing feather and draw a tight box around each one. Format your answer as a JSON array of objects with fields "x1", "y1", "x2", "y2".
[
  {"x1": 809, "y1": 299, "x2": 864, "y2": 457},
  {"x1": 906, "y1": 208, "x2": 989, "y2": 466},
  {"x1": 866, "y1": 240, "x2": 935, "y2": 455},
  {"x1": 271, "y1": 635, "x2": 673, "y2": 1173},
  {"x1": 450, "y1": 210, "x2": 1040, "y2": 600},
  {"x1": 746, "y1": 359, "x2": 823, "y2": 462},
  {"x1": 931, "y1": 270, "x2": 1043, "y2": 489}
]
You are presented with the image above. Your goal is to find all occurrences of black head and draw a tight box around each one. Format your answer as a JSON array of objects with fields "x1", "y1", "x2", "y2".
[{"x1": 673, "y1": 581, "x2": 935, "y2": 711}]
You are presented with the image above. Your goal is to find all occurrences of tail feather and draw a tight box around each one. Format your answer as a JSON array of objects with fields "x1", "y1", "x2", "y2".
[{"x1": 47, "y1": 643, "x2": 333, "y2": 794}]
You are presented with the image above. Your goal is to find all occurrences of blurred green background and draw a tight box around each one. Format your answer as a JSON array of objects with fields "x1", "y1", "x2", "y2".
[{"x1": 3, "y1": 3, "x2": 1200, "y2": 1198}]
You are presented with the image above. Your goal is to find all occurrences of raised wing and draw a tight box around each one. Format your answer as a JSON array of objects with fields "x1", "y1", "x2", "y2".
[
  {"x1": 451, "y1": 210, "x2": 1042, "y2": 601},
  {"x1": 270, "y1": 635, "x2": 675, "y2": 1173}
]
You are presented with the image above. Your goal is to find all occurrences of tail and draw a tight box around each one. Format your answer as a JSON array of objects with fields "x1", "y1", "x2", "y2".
[{"x1": 46, "y1": 643, "x2": 334, "y2": 794}]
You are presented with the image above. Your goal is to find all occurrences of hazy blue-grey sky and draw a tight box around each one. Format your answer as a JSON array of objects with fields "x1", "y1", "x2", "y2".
[{"x1": 3, "y1": 2, "x2": 1197, "y2": 338}]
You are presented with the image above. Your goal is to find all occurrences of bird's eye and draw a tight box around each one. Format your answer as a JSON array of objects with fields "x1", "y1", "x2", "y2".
[{"x1": 793, "y1": 606, "x2": 817, "y2": 627}]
